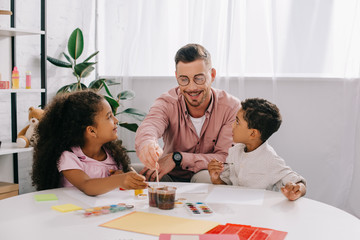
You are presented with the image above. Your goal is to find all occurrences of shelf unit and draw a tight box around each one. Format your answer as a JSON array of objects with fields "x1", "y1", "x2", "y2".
[{"x1": 0, "y1": 0, "x2": 46, "y2": 184}]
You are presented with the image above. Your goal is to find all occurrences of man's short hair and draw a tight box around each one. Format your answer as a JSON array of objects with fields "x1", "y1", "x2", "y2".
[
  {"x1": 175, "y1": 43, "x2": 211, "y2": 67},
  {"x1": 241, "y1": 98, "x2": 282, "y2": 142}
]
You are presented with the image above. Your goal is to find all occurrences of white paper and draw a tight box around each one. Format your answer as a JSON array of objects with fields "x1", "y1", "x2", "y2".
[
  {"x1": 205, "y1": 187, "x2": 265, "y2": 205},
  {"x1": 160, "y1": 182, "x2": 209, "y2": 194},
  {"x1": 62, "y1": 188, "x2": 141, "y2": 207}
]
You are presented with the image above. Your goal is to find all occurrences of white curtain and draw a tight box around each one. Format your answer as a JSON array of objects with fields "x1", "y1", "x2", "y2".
[{"x1": 97, "y1": 0, "x2": 360, "y2": 218}]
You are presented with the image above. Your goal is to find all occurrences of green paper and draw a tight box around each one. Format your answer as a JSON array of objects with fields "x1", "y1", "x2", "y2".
[{"x1": 34, "y1": 193, "x2": 58, "y2": 201}]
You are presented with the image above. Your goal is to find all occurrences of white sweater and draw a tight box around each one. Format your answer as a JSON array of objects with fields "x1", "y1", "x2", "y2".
[{"x1": 220, "y1": 142, "x2": 306, "y2": 191}]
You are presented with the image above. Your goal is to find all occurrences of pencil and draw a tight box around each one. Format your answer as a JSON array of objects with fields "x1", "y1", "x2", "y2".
[
  {"x1": 223, "y1": 162, "x2": 234, "y2": 165},
  {"x1": 130, "y1": 166, "x2": 137, "y2": 173}
]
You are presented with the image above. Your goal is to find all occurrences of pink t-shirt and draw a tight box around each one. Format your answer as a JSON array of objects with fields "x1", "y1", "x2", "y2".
[{"x1": 57, "y1": 146, "x2": 119, "y2": 187}]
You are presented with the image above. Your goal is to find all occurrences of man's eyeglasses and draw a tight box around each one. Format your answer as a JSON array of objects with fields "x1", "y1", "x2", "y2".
[{"x1": 176, "y1": 69, "x2": 212, "y2": 86}]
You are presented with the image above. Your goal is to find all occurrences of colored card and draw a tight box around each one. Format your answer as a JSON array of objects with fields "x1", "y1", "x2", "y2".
[
  {"x1": 159, "y1": 234, "x2": 240, "y2": 240},
  {"x1": 100, "y1": 211, "x2": 220, "y2": 236},
  {"x1": 34, "y1": 193, "x2": 58, "y2": 201},
  {"x1": 51, "y1": 203, "x2": 82, "y2": 212}
]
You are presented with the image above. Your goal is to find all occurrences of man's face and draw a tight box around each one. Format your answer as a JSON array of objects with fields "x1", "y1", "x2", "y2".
[{"x1": 175, "y1": 59, "x2": 215, "y2": 109}]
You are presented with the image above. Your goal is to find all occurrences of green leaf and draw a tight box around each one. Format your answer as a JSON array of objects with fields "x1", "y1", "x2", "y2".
[
  {"x1": 88, "y1": 79, "x2": 105, "y2": 90},
  {"x1": 68, "y1": 28, "x2": 84, "y2": 60},
  {"x1": 106, "y1": 78, "x2": 121, "y2": 86},
  {"x1": 119, "y1": 122, "x2": 138, "y2": 132},
  {"x1": 80, "y1": 66, "x2": 95, "y2": 78},
  {"x1": 74, "y1": 62, "x2": 96, "y2": 78},
  {"x1": 101, "y1": 80, "x2": 113, "y2": 98},
  {"x1": 83, "y1": 51, "x2": 99, "y2": 62},
  {"x1": 104, "y1": 95, "x2": 120, "y2": 114},
  {"x1": 62, "y1": 52, "x2": 73, "y2": 65},
  {"x1": 118, "y1": 90, "x2": 135, "y2": 100},
  {"x1": 47, "y1": 56, "x2": 72, "y2": 68},
  {"x1": 118, "y1": 108, "x2": 147, "y2": 121},
  {"x1": 70, "y1": 82, "x2": 87, "y2": 91},
  {"x1": 56, "y1": 84, "x2": 71, "y2": 94}
]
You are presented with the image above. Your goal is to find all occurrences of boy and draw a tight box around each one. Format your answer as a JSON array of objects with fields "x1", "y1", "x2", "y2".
[{"x1": 208, "y1": 98, "x2": 306, "y2": 201}]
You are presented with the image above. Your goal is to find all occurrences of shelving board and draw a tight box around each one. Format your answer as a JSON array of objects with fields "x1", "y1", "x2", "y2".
[
  {"x1": 0, "y1": 27, "x2": 45, "y2": 37},
  {"x1": 0, "y1": 89, "x2": 46, "y2": 93},
  {"x1": 0, "y1": 142, "x2": 33, "y2": 156}
]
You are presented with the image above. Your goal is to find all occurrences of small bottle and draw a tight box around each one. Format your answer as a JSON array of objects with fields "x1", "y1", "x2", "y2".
[
  {"x1": 26, "y1": 71, "x2": 31, "y2": 89},
  {"x1": 11, "y1": 66, "x2": 19, "y2": 89}
]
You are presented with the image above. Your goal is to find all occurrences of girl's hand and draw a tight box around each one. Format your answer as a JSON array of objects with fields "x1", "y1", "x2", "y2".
[
  {"x1": 208, "y1": 159, "x2": 224, "y2": 183},
  {"x1": 121, "y1": 171, "x2": 148, "y2": 190},
  {"x1": 109, "y1": 169, "x2": 124, "y2": 176}
]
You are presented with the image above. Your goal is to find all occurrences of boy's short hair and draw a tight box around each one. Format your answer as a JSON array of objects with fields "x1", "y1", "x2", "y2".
[
  {"x1": 241, "y1": 98, "x2": 282, "y2": 142},
  {"x1": 174, "y1": 43, "x2": 212, "y2": 67}
]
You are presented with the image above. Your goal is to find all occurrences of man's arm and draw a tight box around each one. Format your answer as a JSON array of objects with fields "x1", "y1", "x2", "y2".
[{"x1": 135, "y1": 97, "x2": 171, "y2": 169}]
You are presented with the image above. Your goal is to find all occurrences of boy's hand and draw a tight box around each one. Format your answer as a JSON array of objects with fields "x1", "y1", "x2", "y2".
[
  {"x1": 208, "y1": 159, "x2": 224, "y2": 184},
  {"x1": 281, "y1": 182, "x2": 306, "y2": 201},
  {"x1": 121, "y1": 171, "x2": 148, "y2": 190}
]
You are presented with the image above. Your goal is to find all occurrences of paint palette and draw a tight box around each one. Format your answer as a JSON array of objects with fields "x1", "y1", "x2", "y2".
[
  {"x1": 184, "y1": 202, "x2": 214, "y2": 216},
  {"x1": 76, "y1": 203, "x2": 134, "y2": 217}
]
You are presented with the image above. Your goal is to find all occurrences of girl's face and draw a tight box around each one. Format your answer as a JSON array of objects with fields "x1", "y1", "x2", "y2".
[
  {"x1": 232, "y1": 109, "x2": 253, "y2": 144},
  {"x1": 92, "y1": 99, "x2": 119, "y2": 143}
]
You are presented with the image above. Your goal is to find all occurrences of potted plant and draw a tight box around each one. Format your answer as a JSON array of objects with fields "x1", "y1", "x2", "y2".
[{"x1": 47, "y1": 28, "x2": 146, "y2": 132}]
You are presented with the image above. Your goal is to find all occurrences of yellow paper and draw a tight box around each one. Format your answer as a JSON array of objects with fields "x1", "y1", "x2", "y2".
[
  {"x1": 51, "y1": 204, "x2": 82, "y2": 212},
  {"x1": 100, "y1": 211, "x2": 220, "y2": 236}
]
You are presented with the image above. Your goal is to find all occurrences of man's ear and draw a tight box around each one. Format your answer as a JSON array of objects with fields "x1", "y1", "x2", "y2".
[{"x1": 210, "y1": 68, "x2": 216, "y2": 83}]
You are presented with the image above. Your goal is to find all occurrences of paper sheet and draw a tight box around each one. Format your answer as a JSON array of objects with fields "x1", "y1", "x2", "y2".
[
  {"x1": 160, "y1": 182, "x2": 209, "y2": 194},
  {"x1": 205, "y1": 188, "x2": 265, "y2": 205},
  {"x1": 34, "y1": 193, "x2": 58, "y2": 201},
  {"x1": 62, "y1": 187, "x2": 142, "y2": 207},
  {"x1": 100, "y1": 211, "x2": 220, "y2": 236}
]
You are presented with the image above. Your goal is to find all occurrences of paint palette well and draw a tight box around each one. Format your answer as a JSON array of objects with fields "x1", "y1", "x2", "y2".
[{"x1": 184, "y1": 202, "x2": 214, "y2": 216}]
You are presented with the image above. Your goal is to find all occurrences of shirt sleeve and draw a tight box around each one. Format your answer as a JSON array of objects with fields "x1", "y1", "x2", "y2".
[
  {"x1": 269, "y1": 156, "x2": 307, "y2": 191},
  {"x1": 135, "y1": 97, "x2": 170, "y2": 153},
  {"x1": 220, "y1": 163, "x2": 232, "y2": 185},
  {"x1": 57, "y1": 151, "x2": 83, "y2": 172}
]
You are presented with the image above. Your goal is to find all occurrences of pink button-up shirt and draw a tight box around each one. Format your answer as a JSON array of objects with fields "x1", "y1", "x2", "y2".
[{"x1": 135, "y1": 87, "x2": 240, "y2": 180}]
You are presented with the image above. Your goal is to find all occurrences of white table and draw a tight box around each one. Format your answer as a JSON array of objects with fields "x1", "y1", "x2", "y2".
[{"x1": 0, "y1": 183, "x2": 359, "y2": 240}]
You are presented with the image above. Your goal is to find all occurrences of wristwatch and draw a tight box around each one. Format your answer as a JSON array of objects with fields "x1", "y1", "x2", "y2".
[{"x1": 172, "y1": 152, "x2": 182, "y2": 166}]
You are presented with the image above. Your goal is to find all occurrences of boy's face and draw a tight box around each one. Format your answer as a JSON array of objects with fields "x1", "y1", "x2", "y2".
[{"x1": 232, "y1": 109, "x2": 253, "y2": 144}]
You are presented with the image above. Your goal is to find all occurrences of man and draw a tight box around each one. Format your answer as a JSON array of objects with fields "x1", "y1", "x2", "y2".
[{"x1": 135, "y1": 43, "x2": 240, "y2": 183}]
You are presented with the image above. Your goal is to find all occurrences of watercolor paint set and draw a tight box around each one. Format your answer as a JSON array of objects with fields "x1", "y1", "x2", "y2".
[
  {"x1": 184, "y1": 202, "x2": 214, "y2": 216},
  {"x1": 76, "y1": 203, "x2": 134, "y2": 217}
]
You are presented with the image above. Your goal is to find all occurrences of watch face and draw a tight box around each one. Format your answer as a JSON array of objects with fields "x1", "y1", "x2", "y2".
[{"x1": 174, "y1": 153, "x2": 182, "y2": 161}]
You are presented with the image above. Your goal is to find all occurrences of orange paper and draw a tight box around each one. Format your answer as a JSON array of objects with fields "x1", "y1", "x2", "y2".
[{"x1": 100, "y1": 211, "x2": 220, "y2": 236}]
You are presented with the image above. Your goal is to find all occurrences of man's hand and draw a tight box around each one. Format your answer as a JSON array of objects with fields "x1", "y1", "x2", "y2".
[
  {"x1": 281, "y1": 182, "x2": 306, "y2": 201},
  {"x1": 208, "y1": 159, "x2": 225, "y2": 184},
  {"x1": 139, "y1": 153, "x2": 175, "y2": 181},
  {"x1": 138, "y1": 140, "x2": 163, "y2": 169}
]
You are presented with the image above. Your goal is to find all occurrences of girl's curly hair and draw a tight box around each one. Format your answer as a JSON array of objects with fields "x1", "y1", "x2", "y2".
[{"x1": 32, "y1": 90, "x2": 130, "y2": 190}]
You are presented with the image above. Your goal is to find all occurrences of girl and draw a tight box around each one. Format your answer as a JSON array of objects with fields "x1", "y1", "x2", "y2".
[{"x1": 32, "y1": 90, "x2": 147, "y2": 196}]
